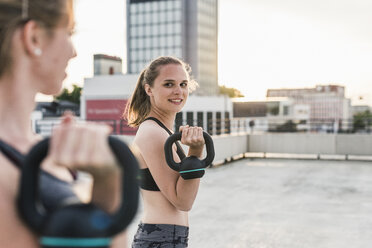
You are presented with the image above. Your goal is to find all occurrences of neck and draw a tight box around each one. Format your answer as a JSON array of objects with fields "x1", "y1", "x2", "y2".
[{"x1": 0, "y1": 71, "x2": 38, "y2": 151}]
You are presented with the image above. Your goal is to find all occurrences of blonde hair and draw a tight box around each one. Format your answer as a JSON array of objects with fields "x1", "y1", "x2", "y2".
[
  {"x1": 124, "y1": 56, "x2": 198, "y2": 127},
  {"x1": 0, "y1": 0, "x2": 74, "y2": 77}
]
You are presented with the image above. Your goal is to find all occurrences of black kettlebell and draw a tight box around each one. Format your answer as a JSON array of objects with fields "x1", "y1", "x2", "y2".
[
  {"x1": 164, "y1": 131, "x2": 215, "y2": 180},
  {"x1": 17, "y1": 136, "x2": 139, "y2": 248}
]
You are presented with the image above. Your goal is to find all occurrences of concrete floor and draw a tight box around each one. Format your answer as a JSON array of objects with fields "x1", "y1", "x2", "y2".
[{"x1": 127, "y1": 158, "x2": 372, "y2": 248}]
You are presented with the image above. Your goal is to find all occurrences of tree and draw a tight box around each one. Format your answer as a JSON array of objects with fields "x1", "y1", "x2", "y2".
[
  {"x1": 275, "y1": 120, "x2": 297, "y2": 132},
  {"x1": 219, "y1": 85, "x2": 244, "y2": 98},
  {"x1": 353, "y1": 110, "x2": 372, "y2": 132},
  {"x1": 55, "y1": 84, "x2": 82, "y2": 105}
]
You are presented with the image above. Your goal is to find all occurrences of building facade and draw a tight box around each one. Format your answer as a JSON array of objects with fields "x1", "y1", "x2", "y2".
[
  {"x1": 94, "y1": 54, "x2": 123, "y2": 75},
  {"x1": 126, "y1": 0, "x2": 219, "y2": 95},
  {"x1": 233, "y1": 98, "x2": 311, "y2": 132},
  {"x1": 80, "y1": 74, "x2": 232, "y2": 135},
  {"x1": 267, "y1": 85, "x2": 352, "y2": 131}
]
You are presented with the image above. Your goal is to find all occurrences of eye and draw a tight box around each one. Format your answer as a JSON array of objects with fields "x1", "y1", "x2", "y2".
[
  {"x1": 164, "y1": 82, "x2": 173, "y2": 87},
  {"x1": 180, "y1": 82, "x2": 188, "y2": 87}
]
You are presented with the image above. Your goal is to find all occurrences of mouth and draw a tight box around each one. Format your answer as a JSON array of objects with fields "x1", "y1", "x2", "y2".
[{"x1": 168, "y1": 99, "x2": 183, "y2": 104}]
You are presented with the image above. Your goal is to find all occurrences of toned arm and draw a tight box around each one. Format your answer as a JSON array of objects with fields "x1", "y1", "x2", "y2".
[{"x1": 135, "y1": 124, "x2": 200, "y2": 211}]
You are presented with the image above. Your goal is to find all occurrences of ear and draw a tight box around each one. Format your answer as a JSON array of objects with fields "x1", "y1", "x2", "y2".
[
  {"x1": 144, "y1": 83, "x2": 153, "y2": 97},
  {"x1": 22, "y1": 20, "x2": 46, "y2": 57}
]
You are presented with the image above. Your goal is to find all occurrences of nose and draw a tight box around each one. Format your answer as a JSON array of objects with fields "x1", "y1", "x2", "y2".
[
  {"x1": 173, "y1": 85, "x2": 182, "y2": 95},
  {"x1": 71, "y1": 43, "x2": 77, "y2": 59}
]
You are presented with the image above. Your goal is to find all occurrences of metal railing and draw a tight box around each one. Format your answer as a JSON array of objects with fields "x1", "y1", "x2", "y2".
[{"x1": 34, "y1": 117, "x2": 372, "y2": 136}]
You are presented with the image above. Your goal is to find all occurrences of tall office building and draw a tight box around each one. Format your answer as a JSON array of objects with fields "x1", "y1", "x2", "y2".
[{"x1": 126, "y1": 0, "x2": 219, "y2": 95}]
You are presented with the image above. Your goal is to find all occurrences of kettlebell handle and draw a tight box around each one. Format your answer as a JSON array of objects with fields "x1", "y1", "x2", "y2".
[
  {"x1": 164, "y1": 131, "x2": 215, "y2": 172},
  {"x1": 17, "y1": 136, "x2": 139, "y2": 236}
]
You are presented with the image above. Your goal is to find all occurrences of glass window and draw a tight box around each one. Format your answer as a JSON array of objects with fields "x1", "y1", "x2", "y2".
[
  {"x1": 138, "y1": 3, "x2": 145, "y2": 13},
  {"x1": 153, "y1": 48, "x2": 161, "y2": 58},
  {"x1": 145, "y1": 12, "x2": 151, "y2": 24},
  {"x1": 145, "y1": 37, "x2": 151, "y2": 47},
  {"x1": 131, "y1": 38, "x2": 137, "y2": 49},
  {"x1": 176, "y1": 13, "x2": 181, "y2": 22},
  {"x1": 170, "y1": 23, "x2": 176, "y2": 33},
  {"x1": 167, "y1": 10, "x2": 173, "y2": 22},
  {"x1": 175, "y1": 22, "x2": 181, "y2": 34},
  {"x1": 144, "y1": 2, "x2": 151, "y2": 13},
  {"x1": 146, "y1": 49, "x2": 152, "y2": 60},
  {"x1": 167, "y1": 0, "x2": 174, "y2": 10},
  {"x1": 130, "y1": 63, "x2": 136, "y2": 72},
  {"x1": 166, "y1": 47, "x2": 173, "y2": 55},
  {"x1": 152, "y1": 24, "x2": 159, "y2": 34},
  {"x1": 137, "y1": 38, "x2": 143, "y2": 49},
  {"x1": 159, "y1": 24, "x2": 165, "y2": 35},
  {"x1": 153, "y1": 37, "x2": 159, "y2": 47},
  {"x1": 146, "y1": 25, "x2": 151, "y2": 36},
  {"x1": 175, "y1": 47, "x2": 182, "y2": 57},
  {"x1": 137, "y1": 49, "x2": 143, "y2": 60},
  {"x1": 130, "y1": 4, "x2": 137, "y2": 14},
  {"x1": 175, "y1": 0, "x2": 181, "y2": 9},
  {"x1": 160, "y1": 36, "x2": 166, "y2": 46},
  {"x1": 159, "y1": 11, "x2": 166, "y2": 23},
  {"x1": 138, "y1": 25, "x2": 144, "y2": 36},
  {"x1": 152, "y1": 1, "x2": 158, "y2": 11},
  {"x1": 175, "y1": 35, "x2": 181, "y2": 46},
  {"x1": 167, "y1": 35, "x2": 174, "y2": 46},
  {"x1": 130, "y1": 14, "x2": 137, "y2": 25},
  {"x1": 159, "y1": 1, "x2": 166, "y2": 10},
  {"x1": 135, "y1": 14, "x2": 141, "y2": 25},
  {"x1": 153, "y1": 12, "x2": 159, "y2": 23},
  {"x1": 133, "y1": 50, "x2": 139, "y2": 61},
  {"x1": 130, "y1": 26, "x2": 136, "y2": 37}
]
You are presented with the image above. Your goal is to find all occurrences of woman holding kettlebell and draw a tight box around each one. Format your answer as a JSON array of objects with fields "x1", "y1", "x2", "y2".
[
  {"x1": 0, "y1": 0, "x2": 131, "y2": 247},
  {"x1": 125, "y1": 56, "x2": 207, "y2": 247}
]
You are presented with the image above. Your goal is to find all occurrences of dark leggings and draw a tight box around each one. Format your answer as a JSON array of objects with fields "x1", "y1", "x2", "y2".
[{"x1": 132, "y1": 223, "x2": 189, "y2": 248}]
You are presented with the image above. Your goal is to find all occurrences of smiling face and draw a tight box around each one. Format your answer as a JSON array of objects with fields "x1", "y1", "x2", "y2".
[{"x1": 145, "y1": 63, "x2": 189, "y2": 115}]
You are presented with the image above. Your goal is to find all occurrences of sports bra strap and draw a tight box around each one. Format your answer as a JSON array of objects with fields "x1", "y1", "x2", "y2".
[
  {"x1": 0, "y1": 139, "x2": 24, "y2": 168},
  {"x1": 144, "y1": 117, "x2": 173, "y2": 135},
  {"x1": 144, "y1": 117, "x2": 186, "y2": 160}
]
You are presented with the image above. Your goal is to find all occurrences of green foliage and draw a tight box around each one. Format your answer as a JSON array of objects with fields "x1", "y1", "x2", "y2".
[
  {"x1": 275, "y1": 120, "x2": 297, "y2": 132},
  {"x1": 353, "y1": 110, "x2": 372, "y2": 132},
  {"x1": 268, "y1": 106, "x2": 279, "y2": 116},
  {"x1": 55, "y1": 84, "x2": 82, "y2": 104},
  {"x1": 219, "y1": 85, "x2": 244, "y2": 98}
]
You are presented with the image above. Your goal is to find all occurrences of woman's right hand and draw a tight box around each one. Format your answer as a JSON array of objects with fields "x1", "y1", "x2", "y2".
[
  {"x1": 48, "y1": 112, "x2": 121, "y2": 213},
  {"x1": 48, "y1": 112, "x2": 119, "y2": 176},
  {"x1": 179, "y1": 125, "x2": 205, "y2": 158}
]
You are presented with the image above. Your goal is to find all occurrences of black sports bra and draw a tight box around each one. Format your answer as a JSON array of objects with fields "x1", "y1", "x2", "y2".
[
  {"x1": 0, "y1": 139, "x2": 80, "y2": 210},
  {"x1": 138, "y1": 117, "x2": 186, "y2": 191}
]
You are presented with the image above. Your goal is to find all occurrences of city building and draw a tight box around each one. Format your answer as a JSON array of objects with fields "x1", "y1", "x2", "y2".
[
  {"x1": 94, "y1": 54, "x2": 123, "y2": 75},
  {"x1": 267, "y1": 85, "x2": 352, "y2": 131},
  {"x1": 233, "y1": 98, "x2": 310, "y2": 132},
  {"x1": 32, "y1": 100, "x2": 80, "y2": 136},
  {"x1": 80, "y1": 74, "x2": 232, "y2": 135},
  {"x1": 126, "y1": 0, "x2": 219, "y2": 95}
]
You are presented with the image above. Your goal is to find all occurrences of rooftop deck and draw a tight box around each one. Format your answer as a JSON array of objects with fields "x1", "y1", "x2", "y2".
[{"x1": 127, "y1": 158, "x2": 372, "y2": 247}]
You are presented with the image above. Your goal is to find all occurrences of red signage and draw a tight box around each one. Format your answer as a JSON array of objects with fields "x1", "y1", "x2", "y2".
[{"x1": 86, "y1": 99, "x2": 137, "y2": 135}]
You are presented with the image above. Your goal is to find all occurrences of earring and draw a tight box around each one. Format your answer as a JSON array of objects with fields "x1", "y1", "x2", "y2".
[{"x1": 34, "y1": 48, "x2": 42, "y2": 56}]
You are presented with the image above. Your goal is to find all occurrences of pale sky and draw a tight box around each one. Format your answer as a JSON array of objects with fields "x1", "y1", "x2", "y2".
[{"x1": 51, "y1": 0, "x2": 372, "y2": 106}]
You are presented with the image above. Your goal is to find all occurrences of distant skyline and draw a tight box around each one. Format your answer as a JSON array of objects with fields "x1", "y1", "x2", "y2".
[{"x1": 44, "y1": 0, "x2": 372, "y2": 106}]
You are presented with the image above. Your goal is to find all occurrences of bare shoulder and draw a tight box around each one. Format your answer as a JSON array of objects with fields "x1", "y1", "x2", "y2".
[{"x1": 135, "y1": 121, "x2": 169, "y2": 148}]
